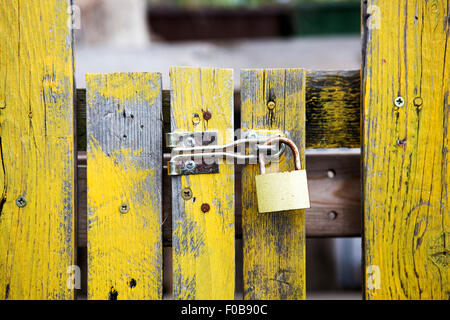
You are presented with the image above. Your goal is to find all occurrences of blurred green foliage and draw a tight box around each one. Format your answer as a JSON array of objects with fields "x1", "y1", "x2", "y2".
[{"x1": 148, "y1": 0, "x2": 360, "y2": 8}]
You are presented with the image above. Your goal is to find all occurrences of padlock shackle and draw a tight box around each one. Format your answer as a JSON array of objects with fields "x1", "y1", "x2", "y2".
[{"x1": 259, "y1": 137, "x2": 301, "y2": 175}]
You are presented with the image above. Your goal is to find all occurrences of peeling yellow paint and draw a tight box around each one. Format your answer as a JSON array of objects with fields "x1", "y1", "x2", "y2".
[
  {"x1": 0, "y1": 0, "x2": 75, "y2": 300},
  {"x1": 363, "y1": 0, "x2": 449, "y2": 300},
  {"x1": 241, "y1": 69, "x2": 306, "y2": 300},
  {"x1": 86, "y1": 73, "x2": 162, "y2": 300},
  {"x1": 170, "y1": 67, "x2": 235, "y2": 300},
  {"x1": 87, "y1": 139, "x2": 161, "y2": 299},
  {"x1": 86, "y1": 72, "x2": 161, "y2": 109}
]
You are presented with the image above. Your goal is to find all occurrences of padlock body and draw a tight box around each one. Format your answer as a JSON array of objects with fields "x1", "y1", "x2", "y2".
[{"x1": 255, "y1": 170, "x2": 310, "y2": 213}]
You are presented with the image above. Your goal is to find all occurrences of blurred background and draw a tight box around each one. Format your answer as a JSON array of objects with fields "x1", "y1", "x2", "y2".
[{"x1": 74, "y1": 0, "x2": 362, "y2": 299}]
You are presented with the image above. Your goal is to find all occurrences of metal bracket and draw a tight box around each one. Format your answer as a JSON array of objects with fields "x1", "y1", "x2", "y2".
[
  {"x1": 166, "y1": 131, "x2": 218, "y2": 149},
  {"x1": 166, "y1": 130, "x2": 287, "y2": 176},
  {"x1": 167, "y1": 131, "x2": 219, "y2": 176}
]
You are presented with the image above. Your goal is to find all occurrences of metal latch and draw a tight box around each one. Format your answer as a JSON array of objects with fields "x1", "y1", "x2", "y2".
[{"x1": 166, "y1": 130, "x2": 286, "y2": 176}]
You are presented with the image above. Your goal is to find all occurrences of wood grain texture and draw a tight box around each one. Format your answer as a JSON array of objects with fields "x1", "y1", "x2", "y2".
[
  {"x1": 306, "y1": 70, "x2": 360, "y2": 148},
  {"x1": 170, "y1": 67, "x2": 235, "y2": 300},
  {"x1": 0, "y1": 0, "x2": 75, "y2": 300},
  {"x1": 362, "y1": 0, "x2": 449, "y2": 299},
  {"x1": 241, "y1": 69, "x2": 306, "y2": 300},
  {"x1": 86, "y1": 73, "x2": 162, "y2": 300}
]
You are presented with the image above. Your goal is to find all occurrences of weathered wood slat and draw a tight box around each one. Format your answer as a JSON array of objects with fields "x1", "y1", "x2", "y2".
[
  {"x1": 170, "y1": 67, "x2": 235, "y2": 300},
  {"x1": 76, "y1": 70, "x2": 360, "y2": 150},
  {"x1": 362, "y1": 1, "x2": 449, "y2": 299},
  {"x1": 86, "y1": 73, "x2": 163, "y2": 300},
  {"x1": 0, "y1": 0, "x2": 76, "y2": 300},
  {"x1": 241, "y1": 69, "x2": 306, "y2": 300}
]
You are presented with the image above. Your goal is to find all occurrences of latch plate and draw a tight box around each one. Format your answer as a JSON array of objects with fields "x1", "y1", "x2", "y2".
[{"x1": 167, "y1": 131, "x2": 219, "y2": 176}]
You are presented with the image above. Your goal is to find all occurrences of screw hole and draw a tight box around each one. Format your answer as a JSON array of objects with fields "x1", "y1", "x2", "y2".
[
  {"x1": 327, "y1": 169, "x2": 336, "y2": 178},
  {"x1": 129, "y1": 279, "x2": 137, "y2": 289},
  {"x1": 328, "y1": 211, "x2": 338, "y2": 220}
]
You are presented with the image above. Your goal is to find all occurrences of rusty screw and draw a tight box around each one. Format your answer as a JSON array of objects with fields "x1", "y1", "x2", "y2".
[
  {"x1": 203, "y1": 111, "x2": 212, "y2": 121},
  {"x1": 414, "y1": 97, "x2": 423, "y2": 110},
  {"x1": 201, "y1": 203, "x2": 210, "y2": 213},
  {"x1": 267, "y1": 100, "x2": 276, "y2": 110}
]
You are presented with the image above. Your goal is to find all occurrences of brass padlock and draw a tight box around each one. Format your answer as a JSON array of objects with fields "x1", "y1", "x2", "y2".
[{"x1": 255, "y1": 137, "x2": 310, "y2": 213}]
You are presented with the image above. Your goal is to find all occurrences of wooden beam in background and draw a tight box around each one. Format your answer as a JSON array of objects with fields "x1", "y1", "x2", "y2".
[
  {"x1": 76, "y1": 70, "x2": 360, "y2": 151},
  {"x1": 362, "y1": 0, "x2": 449, "y2": 300}
]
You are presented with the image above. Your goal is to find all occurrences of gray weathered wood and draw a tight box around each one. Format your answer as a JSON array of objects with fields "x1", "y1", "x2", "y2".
[
  {"x1": 86, "y1": 72, "x2": 163, "y2": 299},
  {"x1": 241, "y1": 68, "x2": 307, "y2": 300},
  {"x1": 170, "y1": 67, "x2": 235, "y2": 300}
]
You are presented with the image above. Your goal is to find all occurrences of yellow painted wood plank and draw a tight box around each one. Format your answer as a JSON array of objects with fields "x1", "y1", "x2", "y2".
[
  {"x1": 362, "y1": 0, "x2": 449, "y2": 299},
  {"x1": 241, "y1": 69, "x2": 306, "y2": 300},
  {"x1": 170, "y1": 67, "x2": 235, "y2": 300},
  {"x1": 305, "y1": 70, "x2": 360, "y2": 148},
  {"x1": 86, "y1": 73, "x2": 163, "y2": 300},
  {"x1": 0, "y1": 0, "x2": 75, "y2": 299}
]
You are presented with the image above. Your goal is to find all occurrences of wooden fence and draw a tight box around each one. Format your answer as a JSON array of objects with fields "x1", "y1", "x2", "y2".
[{"x1": 0, "y1": 0, "x2": 448, "y2": 300}]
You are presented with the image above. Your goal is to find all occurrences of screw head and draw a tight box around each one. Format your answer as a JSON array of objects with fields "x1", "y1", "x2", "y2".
[
  {"x1": 203, "y1": 111, "x2": 212, "y2": 121},
  {"x1": 192, "y1": 113, "x2": 201, "y2": 125},
  {"x1": 185, "y1": 160, "x2": 196, "y2": 171},
  {"x1": 119, "y1": 203, "x2": 130, "y2": 214},
  {"x1": 201, "y1": 203, "x2": 210, "y2": 213},
  {"x1": 184, "y1": 137, "x2": 196, "y2": 148},
  {"x1": 267, "y1": 101, "x2": 276, "y2": 110},
  {"x1": 181, "y1": 187, "x2": 193, "y2": 201},
  {"x1": 396, "y1": 138, "x2": 407, "y2": 146},
  {"x1": 16, "y1": 196, "x2": 27, "y2": 208},
  {"x1": 394, "y1": 96, "x2": 405, "y2": 107}
]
